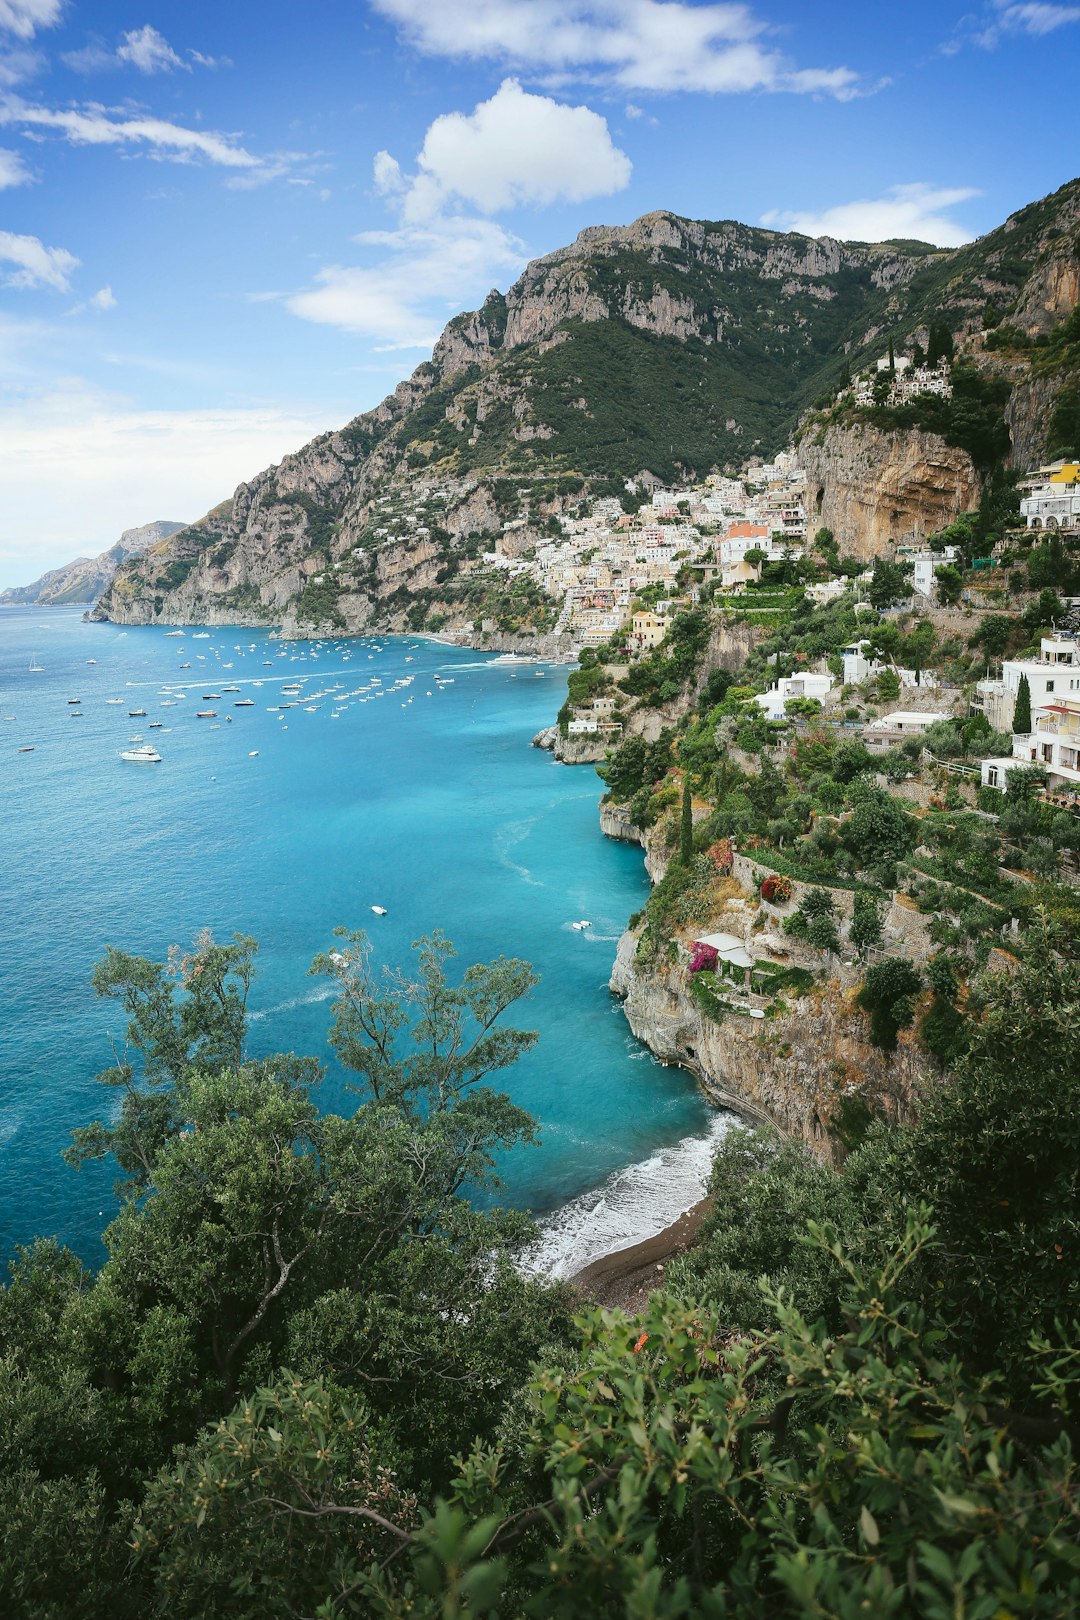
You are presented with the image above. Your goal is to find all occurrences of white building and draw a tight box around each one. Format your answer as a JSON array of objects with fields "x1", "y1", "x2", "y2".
[
  {"x1": 975, "y1": 635, "x2": 1080, "y2": 732},
  {"x1": 1011, "y1": 698, "x2": 1080, "y2": 790},
  {"x1": 864, "y1": 710, "x2": 949, "y2": 750},
  {"x1": 1020, "y1": 463, "x2": 1080, "y2": 530},
  {"x1": 908, "y1": 545, "x2": 958, "y2": 600},
  {"x1": 753, "y1": 672, "x2": 833, "y2": 721},
  {"x1": 980, "y1": 756, "x2": 1027, "y2": 792},
  {"x1": 805, "y1": 579, "x2": 848, "y2": 607},
  {"x1": 841, "y1": 639, "x2": 884, "y2": 685}
]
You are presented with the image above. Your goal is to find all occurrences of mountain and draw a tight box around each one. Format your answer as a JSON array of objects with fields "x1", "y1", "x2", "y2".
[
  {"x1": 93, "y1": 178, "x2": 1080, "y2": 635},
  {"x1": 4, "y1": 521, "x2": 187, "y2": 606}
]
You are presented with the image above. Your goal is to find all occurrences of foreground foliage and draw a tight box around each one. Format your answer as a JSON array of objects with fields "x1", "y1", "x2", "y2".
[{"x1": 0, "y1": 933, "x2": 1077, "y2": 1616}]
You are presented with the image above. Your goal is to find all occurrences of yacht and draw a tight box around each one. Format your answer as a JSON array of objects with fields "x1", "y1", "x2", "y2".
[
  {"x1": 119, "y1": 743, "x2": 161, "y2": 763},
  {"x1": 128, "y1": 708, "x2": 147, "y2": 717}
]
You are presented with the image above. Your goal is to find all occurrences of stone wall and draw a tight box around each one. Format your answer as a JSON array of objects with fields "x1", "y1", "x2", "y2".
[{"x1": 732, "y1": 853, "x2": 858, "y2": 921}]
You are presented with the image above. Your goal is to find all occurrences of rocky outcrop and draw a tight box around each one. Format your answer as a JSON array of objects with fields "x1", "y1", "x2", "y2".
[
  {"x1": 4, "y1": 520, "x2": 185, "y2": 605},
  {"x1": 599, "y1": 801, "x2": 646, "y2": 848},
  {"x1": 798, "y1": 423, "x2": 980, "y2": 559},
  {"x1": 553, "y1": 732, "x2": 609, "y2": 765},
  {"x1": 600, "y1": 802, "x2": 671, "y2": 882},
  {"x1": 610, "y1": 928, "x2": 927, "y2": 1167}
]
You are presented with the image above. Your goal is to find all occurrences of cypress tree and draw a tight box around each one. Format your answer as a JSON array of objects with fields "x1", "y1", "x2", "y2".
[
  {"x1": 680, "y1": 773, "x2": 694, "y2": 865},
  {"x1": 1013, "y1": 672, "x2": 1032, "y2": 734}
]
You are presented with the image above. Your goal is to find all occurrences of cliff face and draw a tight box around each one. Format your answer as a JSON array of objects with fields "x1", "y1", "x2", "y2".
[
  {"x1": 798, "y1": 424, "x2": 980, "y2": 559},
  {"x1": 3, "y1": 520, "x2": 185, "y2": 606}
]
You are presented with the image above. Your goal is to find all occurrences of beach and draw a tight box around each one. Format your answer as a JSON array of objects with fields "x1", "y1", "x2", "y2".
[{"x1": 570, "y1": 1196, "x2": 712, "y2": 1312}]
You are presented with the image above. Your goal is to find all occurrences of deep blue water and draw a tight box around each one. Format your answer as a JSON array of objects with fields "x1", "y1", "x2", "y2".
[{"x1": 0, "y1": 607, "x2": 723, "y2": 1274}]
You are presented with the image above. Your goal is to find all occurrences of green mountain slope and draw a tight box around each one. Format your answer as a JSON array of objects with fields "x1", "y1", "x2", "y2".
[{"x1": 93, "y1": 178, "x2": 1080, "y2": 632}]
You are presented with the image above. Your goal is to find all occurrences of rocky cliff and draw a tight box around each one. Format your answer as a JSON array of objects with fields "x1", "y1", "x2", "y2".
[
  {"x1": 609, "y1": 928, "x2": 926, "y2": 1166},
  {"x1": 3, "y1": 520, "x2": 185, "y2": 606},
  {"x1": 798, "y1": 424, "x2": 980, "y2": 559},
  {"x1": 601, "y1": 807, "x2": 932, "y2": 1163},
  {"x1": 94, "y1": 178, "x2": 1080, "y2": 632}
]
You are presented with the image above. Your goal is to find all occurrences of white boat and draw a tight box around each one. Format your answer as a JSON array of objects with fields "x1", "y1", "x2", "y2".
[
  {"x1": 106, "y1": 698, "x2": 123, "y2": 704},
  {"x1": 371, "y1": 905, "x2": 388, "y2": 916},
  {"x1": 29, "y1": 656, "x2": 42, "y2": 672},
  {"x1": 571, "y1": 920, "x2": 592, "y2": 931},
  {"x1": 119, "y1": 744, "x2": 161, "y2": 763},
  {"x1": 164, "y1": 631, "x2": 185, "y2": 637},
  {"x1": 248, "y1": 750, "x2": 259, "y2": 757},
  {"x1": 192, "y1": 632, "x2": 210, "y2": 639}
]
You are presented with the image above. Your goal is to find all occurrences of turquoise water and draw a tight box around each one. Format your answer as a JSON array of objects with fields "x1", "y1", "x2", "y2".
[{"x1": 0, "y1": 606, "x2": 721, "y2": 1273}]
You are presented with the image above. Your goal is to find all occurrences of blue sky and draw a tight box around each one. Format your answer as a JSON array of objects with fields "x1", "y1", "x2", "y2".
[{"x1": 1, "y1": 0, "x2": 1077, "y2": 582}]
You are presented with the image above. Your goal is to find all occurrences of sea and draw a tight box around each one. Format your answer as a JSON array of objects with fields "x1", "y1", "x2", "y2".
[{"x1": 0, "y1": 606, "x2": 732, "y2": 1278}]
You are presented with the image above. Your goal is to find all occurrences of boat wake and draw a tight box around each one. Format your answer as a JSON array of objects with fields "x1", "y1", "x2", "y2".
[
  {"x1": 249, "y1": 986, "x2": 335, "y2": 1023},
  {"x1": 494, "y1": 818, "x2": 543, "y2": 888},
  {"x1": 521, "y1": 1110, "x2": 736, "y2": 1281}
]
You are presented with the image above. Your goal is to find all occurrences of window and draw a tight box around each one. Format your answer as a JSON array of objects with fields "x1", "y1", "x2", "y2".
[
  {"x1": 1043, "y1": 744, "x2": 1054, "y2": 763},
  {"x1": 987, "y1": 766, "x2": 999, "y2": 787},
  {"x1": 1046, "y1": 680, "x2": 1055, "y2": 693}
]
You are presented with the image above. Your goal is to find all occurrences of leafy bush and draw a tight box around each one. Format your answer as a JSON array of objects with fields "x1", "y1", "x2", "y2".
[
  {"x1": 857, "y1": 956, "x2": 922, "y2": 1048},
  {"x1": 760, "y1": 873, "x2": 792, "y2": 904}
]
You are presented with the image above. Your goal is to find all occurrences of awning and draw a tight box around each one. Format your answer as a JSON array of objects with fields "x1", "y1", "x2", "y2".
[{"x1": 692, "y1": 933, "x2": 755, "y2": 969}]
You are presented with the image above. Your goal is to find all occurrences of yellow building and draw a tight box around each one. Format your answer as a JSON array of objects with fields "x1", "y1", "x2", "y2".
[{"x1": 629, "y1": 611, "x2": 666, "y2": 655}]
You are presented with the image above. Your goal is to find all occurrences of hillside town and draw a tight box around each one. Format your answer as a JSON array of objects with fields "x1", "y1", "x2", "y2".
[{"x1": 450, "y1": 353, "x2": 1080, "y2": 804}]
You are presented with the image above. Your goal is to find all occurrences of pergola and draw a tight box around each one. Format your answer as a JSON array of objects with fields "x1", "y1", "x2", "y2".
[{"x1": 691, "y1": 932, "x2": 755, "y2": 989}]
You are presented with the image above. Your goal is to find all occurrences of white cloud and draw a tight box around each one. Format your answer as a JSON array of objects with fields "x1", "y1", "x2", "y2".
[
  {"x1": 116, "y1": 24, "x2": 185, "y2": 72},
  {"x1": 0, "y1": 44, "x2": 42, "y2": 83},
  {"x1": 997, "y1": 1, "x2": 1080, "y2": 29},
  {"x1": 287, "y1": 81, "x2": 630, "y2": 345},
  {"x1": 64, "y1": 24, "x2": 227, "y2": 75},
  {"x1": 407, "y1": 78, "x2": 631, "y2": 215},
  {"x1": 0, "y1": 98, "x2": 262, "y2": 169},
  {"x1": 373, "y1": 148, "x2": 404, "y2": 195},
  {"x1": 0, "y1": 0, "x2": 62, "y2": 41},
  {"x1": 949, "y1": 0, "x2": 1080, "y2": 50},
  {"x1": 0, "y1": 142, "x2": 30, "y2": 184},
  {"x1": 0, "y1": 385, "x2": 334, "y2": 581},
  {"x1": 63, "y1": 283, "x2": 118, "y2": 317},
  {"x1": 372, "y1": 0, "x2": 863, "y2": 99},
  {"x1": 761, "y1": 183, "x2": 981, "y2": 248},
  {"x1": 0, "y1": 228, "x2": 77, "y2": 289},
  {"x1": 286, "y1": 215, "x2": 525, "y2": 346}
]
